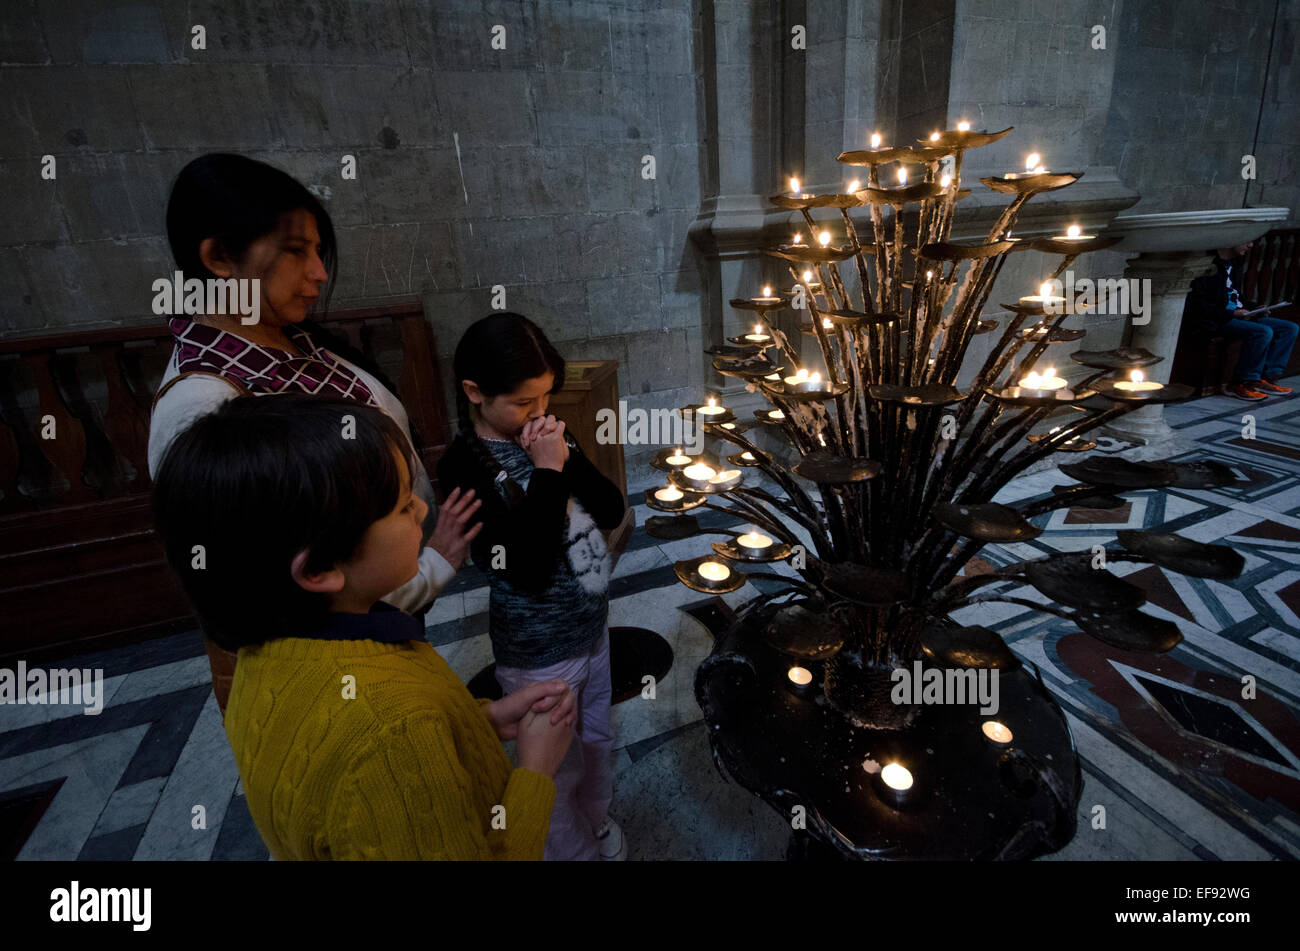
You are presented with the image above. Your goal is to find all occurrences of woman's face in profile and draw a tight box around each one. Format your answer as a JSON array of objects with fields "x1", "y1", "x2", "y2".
[{"x1": 239, "y1": 208, "x2": 329, "y2": 328}]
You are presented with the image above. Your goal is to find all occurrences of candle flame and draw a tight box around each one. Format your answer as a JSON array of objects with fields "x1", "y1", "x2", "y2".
[
  {"x1": 818, "y1": 433, "x2": 826, "y2": 446},
  {"x1": 822, "y1": 317, "x2": 832, "y2": 328},
  {"x1": 847, "y1": 178, "x2": 860, "y2": 192},
  {"x1": 707, "y1": 396, "x2": 716, "y2": 407},
  {"x1": 871, "y1": 132, "x2": 882, "y2": 148},
  {"x1": 754, "y1": 323, "x2": 763, "y2": 335},
  {"x1": 1044, "y1": 366, "x2": 1056, "y2": 377},
  {"x1": 809, "y1": 372, "x2": 822, "y2": 384},
  {"x1": 930, "y1": 131, "x2": 940, "y2": 141},
  {"x1": 926, "y1": 269, "x2": 933, "y2": 279},
  {"x1": 940, "y1": 173, "x2": 952, "y2": 188},
  {"x1": 1131, "y1": 369, "x2": 1144, "y2": 383},
  {"x1": 897, "y1": 167, "x2": 908, "y2": 185},
  {"x1": 1039, "y1": 282, "x2": 1053, "y2": 297},
  {"x1": 803, "y1": 270, "x2": 814, "y2": 282},
  {"x1": 818, "y1": 231, "x2": 831, "y2": 247},
  {"x1": 762, "y1": 285, "x2": 771, "y2": 297},
  {"x1": 790, "y1": 177, "x2": 801, "y2": 194},
  {"x1": 957, "y1": 120, "x2": 971, "y2": 131},
  {"x1": 796, "y1": 368, "x2": 809, "y2": 381},
  {"x1": 1025, "y1": 152, "x2": 1040, "y2": 170},
  {"x1": 1067, "y1": 224, "x2": 1082, "y2": 237},
  {"x1": 793, "y1": 232, "x2": 802, "y2": 244}
]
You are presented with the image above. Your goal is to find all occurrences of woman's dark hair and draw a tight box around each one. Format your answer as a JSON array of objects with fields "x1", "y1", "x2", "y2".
[
  {"x1": 152, "y1": 394, "x2": 413, "y2": 650},
  {"x1": 167, "y1": 153, "x2": 338, "y2": 302},
  {"x1": 165, "y1": 153, "x2": 404, "y2": 410},
  {"x1": 451, "y1": 313, "x2": 566, "y2": 506}
]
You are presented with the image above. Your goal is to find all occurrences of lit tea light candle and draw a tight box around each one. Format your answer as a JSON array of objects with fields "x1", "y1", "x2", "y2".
[
  {"x1": 764, "y1": 373, "x2": 781, "y2": 381},
  {"x1": 745, "y1": 323, "x2": 771, "y2": 342},
  {"x1": 698, "y1": 397, "x2": 726, "y2": 416},
  {"x1": 1024, "y1": 152, "x2": 1046, "y2": 173},
  {"x1": 1057, "y1": 223, "x2": 1094, "y2": 242},
  {"x1": 881, "y1": 762, "x2": 913, "y2": 791},
  {"x1": 787, "y1": 665, "x2": 813, "y2": 686},
  {"x1": 982, "y1": 721, "x2": 1013, "y2": 744},
  {"x1": 654, "y1": 485, "x2": 684, "y2": 503},
  {"x1": 709, "y1": 468, "x2": 740, "y2": 485},
  {"x1": 683, "y1": 462, "x2": 717, "y2": 481},
  {"x1": 818, "y1": 231, "x2": 831, "y2": 247},
  {"x1": 768, "y1": 409, "x2": 785, "y2": 420},
  {"x1": 737, "y1": 530, "x2": 773, "y2": 551},
  {"x1": 665, "y1": 447, "x2": 690, "y2": 466},
  {"x1": 721, "y1": 422, "x2": 736, "y2": 429},
  {"x1": 1019, "y1": 367, "x2": 1067, "y2": 391},
  {"x1": 784, "y1": 368, "x2": 811, "y2": 386},
  {"x1": 929, "y1": 130, "x2": 940, "y2": 142},
  {"x1": 957, "y1": 120, "x2": 971, "y2": 132},
  {"x1": 740, "y1": 451, "x2": 755, "y2": 461},
  {"x1": 1114, "y1": 369, "x2": 1162, "y2": 392},
  {"x1": 822, "y1": 317, "x2": 833, "y2": 329},
  {"x1": 698, "y1": 561, "x2": 730, "y2": 582},
  {"x1": 870, "y1": 132, "x2": 882, "y2": 149},
  {"x1": 1018, "y1": 281, "x2": 1065, "y2": 307}
]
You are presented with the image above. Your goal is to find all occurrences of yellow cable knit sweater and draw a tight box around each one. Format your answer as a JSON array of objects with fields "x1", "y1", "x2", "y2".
[{"x1": 224, "y1": 636, "x2": 555, "y2": 860}]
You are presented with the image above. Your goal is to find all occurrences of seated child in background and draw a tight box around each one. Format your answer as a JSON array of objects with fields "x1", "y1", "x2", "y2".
[{"x1": 152, "y1": 394, "x2": 574, "y2": 860}]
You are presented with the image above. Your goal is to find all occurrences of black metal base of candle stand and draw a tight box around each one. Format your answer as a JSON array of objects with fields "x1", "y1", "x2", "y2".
[{"x1": 691, "y1": 599, "x2": 1081, "y2": 861}]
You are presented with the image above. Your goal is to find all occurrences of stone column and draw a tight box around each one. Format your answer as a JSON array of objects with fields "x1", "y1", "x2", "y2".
[{"x1": 1101, "y1": 252, "x2": 1215, "y2": 445}]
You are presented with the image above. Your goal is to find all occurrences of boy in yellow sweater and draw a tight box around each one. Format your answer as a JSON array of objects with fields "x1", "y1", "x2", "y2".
[{"x1": 152, "y1": 394, "x2": 574, "y2": 860}]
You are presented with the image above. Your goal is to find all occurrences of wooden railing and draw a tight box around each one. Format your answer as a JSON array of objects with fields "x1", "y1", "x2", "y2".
[
  {"x1": 1242, "y1": 227, "x2": 1300, "y2": 309},
  {"x1": 0, "y1": 301, "x2": 449, "y2": 663},
  {"x1": 1172, "y1": 228, "x2": 1300, "y2": 394}
]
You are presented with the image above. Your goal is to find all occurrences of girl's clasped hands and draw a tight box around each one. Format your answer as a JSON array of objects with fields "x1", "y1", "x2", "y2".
[{"x1": 516, "y1": 415, "x2": 569, "y2": 471}]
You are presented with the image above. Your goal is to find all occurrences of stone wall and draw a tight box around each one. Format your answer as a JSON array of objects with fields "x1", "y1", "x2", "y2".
[
  {"x1": 1, "y1": 0, "x2": 1294, "y2": 452},
  {"x1": 1098, "y1": 0, "x2": 1298, "y2": 226},
  {"x1": 0, "y1": 0, "x2": 711, "y2": 428}
]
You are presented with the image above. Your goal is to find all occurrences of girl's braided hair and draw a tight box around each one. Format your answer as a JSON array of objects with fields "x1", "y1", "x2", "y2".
[{"x1": 452, "y1": 312, "x2": 566, "y2": 507}]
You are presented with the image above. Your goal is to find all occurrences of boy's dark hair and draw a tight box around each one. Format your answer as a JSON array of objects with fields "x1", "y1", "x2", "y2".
[
  {"x1": 151, "y1": 394, "x2": 414, "y2": 650},
  {"x1": 451, "y1": 312, "x2": 566, "y2": 506}
]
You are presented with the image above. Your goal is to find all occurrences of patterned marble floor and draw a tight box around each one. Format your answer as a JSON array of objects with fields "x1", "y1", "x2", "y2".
[{"x1": 2, "y1": 379, "x2": 1298, "y2": 861}]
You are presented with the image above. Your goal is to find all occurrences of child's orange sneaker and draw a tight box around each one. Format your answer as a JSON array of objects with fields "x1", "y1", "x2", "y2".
[
  {"x1": 1257, "y1": 379, "x2": 1293, "y2": 394},
  {"x1": 1227, "y1": 382, "x2": 1267, "y2": 401}
]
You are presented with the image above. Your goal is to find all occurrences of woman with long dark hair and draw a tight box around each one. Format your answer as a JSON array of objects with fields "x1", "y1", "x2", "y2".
[{"x1": 149, "y1": 154, "x2": 480, "y2": 713}]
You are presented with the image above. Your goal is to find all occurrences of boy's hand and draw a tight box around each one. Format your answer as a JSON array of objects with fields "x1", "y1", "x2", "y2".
[
  {"x1": 428, "y1": 487, "x2": 483, "y2": 569},
  {"x1": 485, "y1": 679, "x2": 576, "y2": 740},
  {"x1": 516, "y1": 708, "x2": 574, "y2": 778}
]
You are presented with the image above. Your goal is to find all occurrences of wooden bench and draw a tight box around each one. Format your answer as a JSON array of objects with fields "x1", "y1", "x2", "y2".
[
  {"x1": 0, "y1": 301, "x2": 450, "y2": 665},
  {"x1": 1172, "y1": 228, "x2": 1300, "y2": 394}
]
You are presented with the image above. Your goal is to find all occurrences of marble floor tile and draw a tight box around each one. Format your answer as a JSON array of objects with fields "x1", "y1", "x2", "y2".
[
  {"x1": 10, "y1": 725, "x2": 150, "y2": 860},
  {"x1": 0, "y1": 672, "x2": 127, "y2": 731},
  {"x1": 133, "y1": 694, "x2": 240, "y2": 861},
  {"x1": 109, "y1": 656, "x2": 213, "y2": 708},
  {"x1": 90, "y1": 776, "x2": 167, "y2": 838}
]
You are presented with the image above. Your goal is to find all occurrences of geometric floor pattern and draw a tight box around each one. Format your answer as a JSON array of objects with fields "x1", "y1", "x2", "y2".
[{"x1": 2, "y1": 379, "x2": 1297, "y2": 860}]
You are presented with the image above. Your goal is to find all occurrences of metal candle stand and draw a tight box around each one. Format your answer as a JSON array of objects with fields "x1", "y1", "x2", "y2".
[{"x1": 642, "y1": 124, "x2": 1247, "y2": 860}]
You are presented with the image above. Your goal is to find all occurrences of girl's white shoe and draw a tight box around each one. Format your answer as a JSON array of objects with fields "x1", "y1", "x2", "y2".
[{"x1": 596, "y1": 817, "x2": 626, "y2": 861}]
